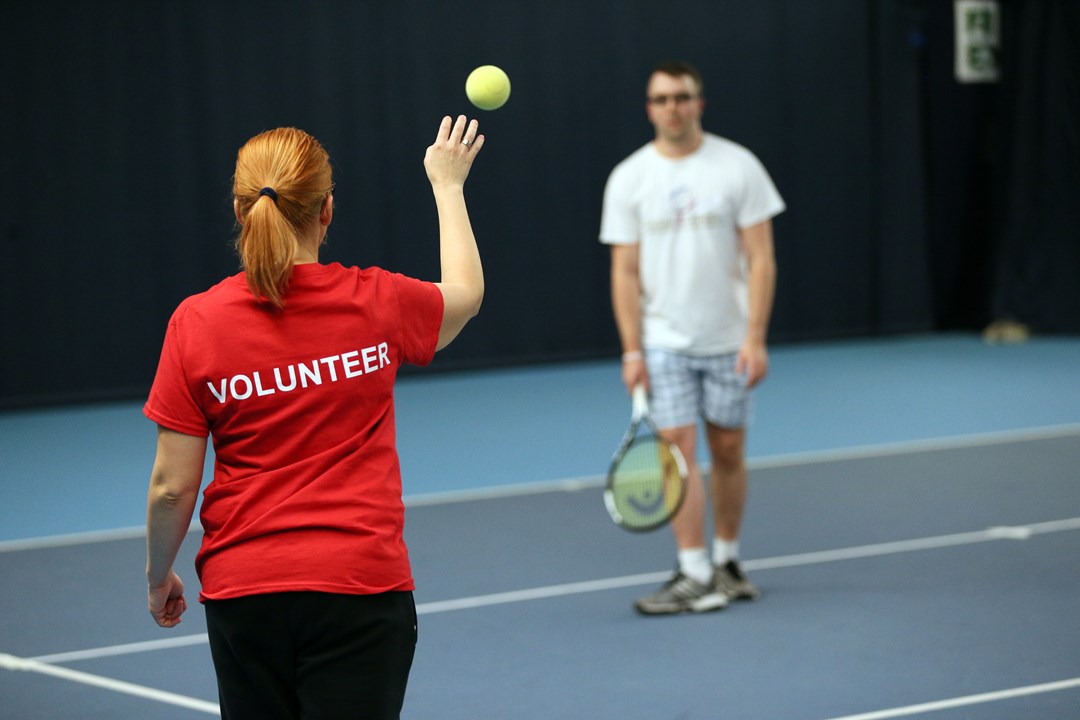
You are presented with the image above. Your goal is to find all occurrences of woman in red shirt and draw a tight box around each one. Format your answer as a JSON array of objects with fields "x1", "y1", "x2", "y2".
[{"x1": 144, "y1": 115, "x2": 485, "y2": 719}]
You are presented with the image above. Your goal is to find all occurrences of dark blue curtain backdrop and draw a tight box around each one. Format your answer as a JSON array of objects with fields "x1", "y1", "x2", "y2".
[
  {"x1": 990, "y1": 0, "x2": 1080, "y2": 331},
  {"x1": 1, "y1": 0, "x2": 1076, "y2": 407}
]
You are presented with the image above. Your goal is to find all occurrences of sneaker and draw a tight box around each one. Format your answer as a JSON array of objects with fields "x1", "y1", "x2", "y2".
[
  {"x1": 634, "y1": 571, "x2": 728, "y2": 615},
  {"x1": 712, "y1": 560, "x2": 760, "y2": 601}
]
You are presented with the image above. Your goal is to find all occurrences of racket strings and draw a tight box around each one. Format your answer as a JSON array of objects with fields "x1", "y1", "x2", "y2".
[{"x1": 608, "y1": 437, "x2": 684, "y2": 530}]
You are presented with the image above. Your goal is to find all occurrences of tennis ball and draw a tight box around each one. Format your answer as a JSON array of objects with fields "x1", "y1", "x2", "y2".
[{"x1": 465, "y1": 65, "x2": 511, "y2": 111}]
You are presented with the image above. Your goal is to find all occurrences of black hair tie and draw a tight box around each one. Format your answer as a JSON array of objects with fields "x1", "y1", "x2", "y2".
[{"x1": 258, "y1": 187, "x2": 278, "y2": 201}]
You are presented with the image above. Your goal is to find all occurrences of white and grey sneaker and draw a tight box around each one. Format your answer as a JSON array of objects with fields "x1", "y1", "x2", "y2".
[
  {"x1": 713, "y1": 560, "x2": 761, "y2": 601},
  {"x1": 634, "y1": 571, "x2": 728, "y2": 615}
]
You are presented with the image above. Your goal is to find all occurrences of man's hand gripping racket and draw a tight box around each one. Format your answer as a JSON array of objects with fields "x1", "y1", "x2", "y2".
[{"x1": 604, "y1": 384, "x2": 688, "y2": 532}]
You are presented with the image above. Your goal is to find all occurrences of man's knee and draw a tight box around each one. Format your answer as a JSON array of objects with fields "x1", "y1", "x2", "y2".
[{"x1": 707, "y1": 427, "x2": 745, "y2": 473}]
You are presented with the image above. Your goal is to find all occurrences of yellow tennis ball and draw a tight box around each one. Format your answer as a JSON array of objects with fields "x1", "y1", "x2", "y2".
[{"x1": 465, "y1": 65, "x2": 511, "y2": 110}]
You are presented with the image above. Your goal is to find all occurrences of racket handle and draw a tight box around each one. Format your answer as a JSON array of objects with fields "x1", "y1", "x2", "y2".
[{"x1": 631, "y1": 384, "x2": 649, "y2": 420}]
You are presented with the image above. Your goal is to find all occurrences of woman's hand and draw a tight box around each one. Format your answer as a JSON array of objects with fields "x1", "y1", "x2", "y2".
[
  {"x1": 424, "y1": 115, "x2": 483, "y2": 190},
  {"x1": 148, "y1": 570, "x2": 188, "y2": 628}
]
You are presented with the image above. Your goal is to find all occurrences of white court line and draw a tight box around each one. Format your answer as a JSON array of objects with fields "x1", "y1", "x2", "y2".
[
  {"x1": 821, "y1": 677, "x2": 1080, "y2": 720},
  {"x1": 0, "y1": 522, "x2": 197, "y2": 554},
  {"x1": 30, "y1": 633, "x2": 210, "y2": 665},
  {"x1": 3, "y1": 422, "x2": 1078, "y2": 553},
  {"x1": 5, "y1": 516, "x2": 1079, "y2": 716},
  {"x1": 404, "y1": 474, "x2": 602, "y2": 506},
  {"x1": 0, "y1": 653, "x2": 219, "y2": 715},
  {"x1": 746, "y1": 422, "x2": 1080, "y2": 470},
  {"x1": 20, "y1": 516, "x2": 1080, "y2": 664},
  {"x1": 417, "y1": 517, "x2": 1080, "y2": 613},
  {"x1": 408, "y1": 422, "x2": 1080, "y2": 505},
  {"x1": 0, "y1": 525, "x2": 149, "y2": 553}
]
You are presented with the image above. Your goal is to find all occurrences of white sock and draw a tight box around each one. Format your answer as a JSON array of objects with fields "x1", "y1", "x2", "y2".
[
  {"x1": 677, "y1": 548, "x2": 712, "y2": 585},
  {"x1": 713, "y1": 538, "x2": 740, "y2": 566}
]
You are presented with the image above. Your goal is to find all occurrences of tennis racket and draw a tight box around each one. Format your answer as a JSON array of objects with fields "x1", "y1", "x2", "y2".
[{"x1": 603, "y1": 384, "x2": 688, "y2": 532}]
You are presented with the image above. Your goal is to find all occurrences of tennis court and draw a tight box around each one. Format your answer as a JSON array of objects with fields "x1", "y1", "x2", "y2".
[{"x1": 2, "y1": 334, "x2": 1079, "y2": 719}]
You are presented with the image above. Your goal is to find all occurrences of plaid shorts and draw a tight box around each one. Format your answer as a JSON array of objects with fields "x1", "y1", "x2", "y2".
[{"x1": 645, "y1": 348, "x2": 751, "y2": 430}]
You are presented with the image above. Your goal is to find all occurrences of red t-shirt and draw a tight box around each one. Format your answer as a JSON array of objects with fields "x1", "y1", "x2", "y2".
[{"x1": 144, "y1": 262, "x2": 443, "y2": 601}]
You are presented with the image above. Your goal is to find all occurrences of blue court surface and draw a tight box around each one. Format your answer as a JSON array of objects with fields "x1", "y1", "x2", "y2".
[{"x1": 2, "y1": 333, "x2": 1079, "y2": 719}]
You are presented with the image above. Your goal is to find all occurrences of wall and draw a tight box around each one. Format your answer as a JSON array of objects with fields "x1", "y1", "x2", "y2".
[{"x1": 1, "y1": 0, "x2": 1074, "y2": 407}]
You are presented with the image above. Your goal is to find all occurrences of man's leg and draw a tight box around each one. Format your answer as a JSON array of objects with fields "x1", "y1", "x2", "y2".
[
  {"x1": 705, "y1": 423, "x2": 760, "y2": 600},
  {"x1": 665, "y1": 424, "x2": 706, "y2": 551},
  {"x1": 633, "y1": 349, "x2": 727, "y2": 614},
  {"x1": 705, "y1": 423, "x2": 747, "y2": 544}
]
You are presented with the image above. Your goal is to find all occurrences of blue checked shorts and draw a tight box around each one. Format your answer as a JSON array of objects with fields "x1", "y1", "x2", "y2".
[{"x1": 645, "y1": 349, "x2": 751, "y2": 430}]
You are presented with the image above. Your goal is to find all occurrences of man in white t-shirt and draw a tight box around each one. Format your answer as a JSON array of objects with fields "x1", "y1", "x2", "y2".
[{"x1": 600, "y1": 60, "x2": 785, "y2": 615}]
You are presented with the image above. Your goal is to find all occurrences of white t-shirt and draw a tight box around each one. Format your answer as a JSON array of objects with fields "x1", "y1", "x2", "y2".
[{"x1": 600, "y1": 133, "x2": 785, "y2": 354}]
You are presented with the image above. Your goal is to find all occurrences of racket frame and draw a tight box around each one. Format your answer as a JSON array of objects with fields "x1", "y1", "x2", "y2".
[{"x1": 603, "y1": 385, "x2": 689, "y2": 532}]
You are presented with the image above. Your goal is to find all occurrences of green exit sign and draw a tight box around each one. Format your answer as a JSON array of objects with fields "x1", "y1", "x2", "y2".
[{"x1": 955, "y1": 0, "x2": 1001, "y2": 83}]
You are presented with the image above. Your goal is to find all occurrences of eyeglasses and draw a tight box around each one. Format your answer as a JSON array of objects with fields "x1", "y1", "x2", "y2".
[{"x1": 647, "y1": 93, "x2": 699, "y2": 106}]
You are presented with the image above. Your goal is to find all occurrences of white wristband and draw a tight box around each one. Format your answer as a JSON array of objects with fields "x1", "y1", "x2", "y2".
[{"x1": 621, "y1": 350, "x2": 643, "y2": 363}]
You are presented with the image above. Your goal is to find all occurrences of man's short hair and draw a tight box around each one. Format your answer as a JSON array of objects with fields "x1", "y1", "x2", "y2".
[{"x1": 651, "y1": 60, "x2": 705, "y2": 97}]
